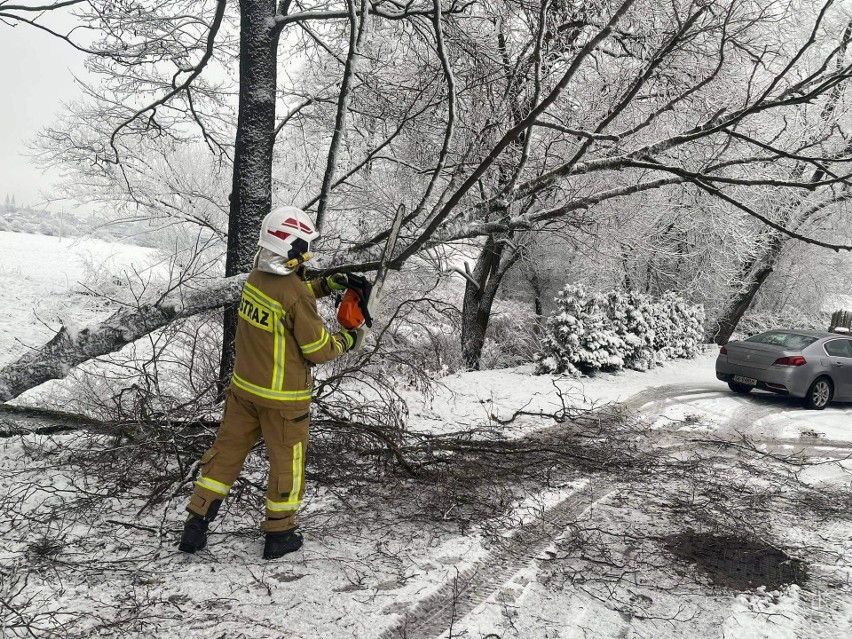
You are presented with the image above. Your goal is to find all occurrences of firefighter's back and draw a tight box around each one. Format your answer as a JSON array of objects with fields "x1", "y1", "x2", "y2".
[{"x1": 231, "y1": 270, "x2": 314, "y2": 410}]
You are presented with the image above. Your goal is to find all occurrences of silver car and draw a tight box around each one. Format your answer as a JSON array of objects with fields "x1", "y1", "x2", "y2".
[{"x1": 715, "y1": 329, "x2": 852, "y2": 409}]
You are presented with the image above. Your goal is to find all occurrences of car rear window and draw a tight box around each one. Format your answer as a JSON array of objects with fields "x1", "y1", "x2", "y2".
[{"x1": 744, "y1": 331, "x2": 818, "y2": 349}]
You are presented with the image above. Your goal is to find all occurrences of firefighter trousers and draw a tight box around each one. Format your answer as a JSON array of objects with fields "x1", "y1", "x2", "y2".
[{"x1": 186, "y1": 390, "x2": 310, "y2": 532}]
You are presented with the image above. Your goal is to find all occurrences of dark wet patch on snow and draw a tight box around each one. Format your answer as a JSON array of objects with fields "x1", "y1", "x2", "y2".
[{"x1": 664, "y1": 531, "x2": 808, "y2": 591}]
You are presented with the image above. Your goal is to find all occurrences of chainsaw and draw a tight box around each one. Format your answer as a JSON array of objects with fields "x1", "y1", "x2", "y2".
[{"x1": 336, "y1": 204, "x2": 406, "y2": 330}]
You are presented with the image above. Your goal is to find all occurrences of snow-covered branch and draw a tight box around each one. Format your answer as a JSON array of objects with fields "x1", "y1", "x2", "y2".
[
  {"x1": 107, "y1": 0, "x2": 228, "y2": 165},
  {"x1": 271, "y1": 0, "x2": 467, "y2": 33},
  {"x1": 315, "y1": 0, "x2": 365, "y2": 232}
]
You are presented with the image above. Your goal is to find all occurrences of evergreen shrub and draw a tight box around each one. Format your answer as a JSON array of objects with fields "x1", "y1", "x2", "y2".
[{"x1": 536, "y1": 285, "x2": 705, "y2": 375}]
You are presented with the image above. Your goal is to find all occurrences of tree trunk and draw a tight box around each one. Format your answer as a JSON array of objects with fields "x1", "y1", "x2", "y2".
[
  {"x1": 711, "y1": 265, "x2": 774, "y2": 345},
  {"x1": 709, "y1": 234, "x2": 784, "y2": 344},
  {"x1": 530, "y1": 266, "x2": 543, "y2": 320},
  {"x1": 461, "y1": 236, "x2": 508, "y2": 370},
  {"x1": 460, "y1": 292, "x2": 488, "y2": 371},
  {"x1": 219, "y1": 0, "x2": 281, "y2": 389},
  {"x1": 528, "y1": 264, "x2": 545, "y2": 338}
]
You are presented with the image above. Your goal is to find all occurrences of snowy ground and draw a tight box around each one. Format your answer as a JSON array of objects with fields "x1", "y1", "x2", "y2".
[
  {"x1": 2, "y1": 231, "x2": 852, "y2": 638},
  {"x1": 407, "y1": 351, "x2": 852, "y2": 445}
]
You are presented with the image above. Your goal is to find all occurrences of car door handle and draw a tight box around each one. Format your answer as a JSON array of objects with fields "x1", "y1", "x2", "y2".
[{"x1": 836, "y1": 362, "x2": 844, "y2": 367}]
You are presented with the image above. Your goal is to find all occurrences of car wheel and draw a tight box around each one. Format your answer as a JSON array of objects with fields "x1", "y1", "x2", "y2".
[
  {"x1": 803, "y1": 377, "x2": 832, "y2": 410},
  {"x1": 728, "y1": 381, "x2": 753, "y2": 394}
]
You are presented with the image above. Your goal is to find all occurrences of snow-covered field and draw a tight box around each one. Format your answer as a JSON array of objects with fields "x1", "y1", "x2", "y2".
[
  {"x1": 2, "y1": 231, "x2": 852, "y2": 638},
  {"x1": 0, "y1": 231, "x2": 160, "y2": 366}
]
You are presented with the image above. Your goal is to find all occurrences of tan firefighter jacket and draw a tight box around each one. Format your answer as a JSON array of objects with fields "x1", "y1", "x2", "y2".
[{"x1": 230, "y1": 269, "x2": 351, "y2": 410}]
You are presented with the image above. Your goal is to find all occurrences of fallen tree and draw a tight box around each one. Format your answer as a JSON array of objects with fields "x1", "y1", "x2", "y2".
[
  {"x1": 0, "y1": 275, "x2": 248, "y2": 403},
  {"x1": 0, "y1": 250, "x2": 401, "y2": 403}
]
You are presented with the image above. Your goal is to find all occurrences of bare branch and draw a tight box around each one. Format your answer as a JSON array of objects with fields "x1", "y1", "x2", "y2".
[
  {"x1": 533, "y1": 119, "x2": 621, "y2": 142},
  {"x1": 394, "y1": 0, "x2": 639, "y2": 264},
  {"x1": 0, "y1": 7, "x2": 109, "y2": 57},
  {"x1": 758, "y1": 0, "x2": 837, "y2": 104},
  {"x1": 314, "y1": 0, "x2": 364, "y2": 232},
  {"x1": 0, "y1": 0, "x2": 84, "y2": 13},
  {"x1": 106, "y1": 0, "x2": 227, "y2": 164},
  {"x1": 300, "y1": 82, "x2": 440, "y2": 211},
  {"x1": 562, "y1": 4, "x2": 711, "y2": 171},
  {"x1": 690, "y1": 177, "x2": 852, "y2": 252},
  {"x1": 623, "y1": 158, "x2": 852, "y2": 190},
  {"x1": 498, "y1": 0, "x2": 552, "y2": 200},
  {"x1": 271, "y1": 1, "x2": 468, "y2": 33},
  {"x1": 406, "y1": 0, "x2": 457, "y2": 221},
  {"x1": 434, "y1": 177, "x2": 684, "y2": 243},
  {"x1": 273, "y1": 97, "x2": 314, "y2": 139}
]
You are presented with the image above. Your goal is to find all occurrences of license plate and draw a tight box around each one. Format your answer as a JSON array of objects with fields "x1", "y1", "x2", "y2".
[{"x1": 734, "y1": 375, "x2": 757, "y2": 386}]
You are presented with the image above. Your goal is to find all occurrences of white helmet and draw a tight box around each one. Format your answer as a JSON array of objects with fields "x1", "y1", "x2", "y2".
[{"x1": 258, "y1": 206, "x2": 320, "y2": 258}]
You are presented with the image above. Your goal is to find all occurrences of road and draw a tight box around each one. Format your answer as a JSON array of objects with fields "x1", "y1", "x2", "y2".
[{"x1": 382, "y1": 382, "x2": 852, "y2": 639}]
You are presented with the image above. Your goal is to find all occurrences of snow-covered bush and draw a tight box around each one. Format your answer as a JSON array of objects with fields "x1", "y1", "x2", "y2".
[
  {"x1": 655, "y1": 292, "x2": 705, "y2": 359},
  {"x1": 536, "y1": 286, "x2": 625, "y2": 375},
  {"x1": 536, "y1": 285, "x2": 704, "y2": 375},
  {"x1": 605, "y1": 290, "x2": 657, "y2": 371}
]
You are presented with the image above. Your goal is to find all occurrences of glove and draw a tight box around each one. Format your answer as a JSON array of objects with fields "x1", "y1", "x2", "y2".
[
  {"x1": 326, "y1": 273, "x2": 349, "y2": 291},
  {"x1": 340, "y1": 326, "x2": 369, "y2": 353},
  {"x1": 326, "y1": 272, "x2": 370, "y2": 292}
]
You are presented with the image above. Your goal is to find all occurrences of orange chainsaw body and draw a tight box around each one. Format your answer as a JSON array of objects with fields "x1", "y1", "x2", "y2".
[{"x1": 337, "y1": 288, "x2": 368, "y2": 329}]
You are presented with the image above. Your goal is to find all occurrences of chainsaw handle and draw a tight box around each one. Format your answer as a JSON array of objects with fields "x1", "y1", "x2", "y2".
[{"x1": 350, "y1": 286, "x2": 373, "y2": 328}]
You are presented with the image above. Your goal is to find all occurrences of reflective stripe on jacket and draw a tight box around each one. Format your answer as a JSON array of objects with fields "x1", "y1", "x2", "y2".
[{"x1": 230, "y1": 270, "x2": 347, "y2": 410}]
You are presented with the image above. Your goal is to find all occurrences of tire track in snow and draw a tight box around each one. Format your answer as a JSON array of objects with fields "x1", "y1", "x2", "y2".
[
  {"x1": 365, "y1": 388, "x2": 690, "y2": 638},
  {"x1": 718, "y1": 394, "x2": 801, "y2": 435},
  {"x1": 621, "y1": 383, "x2": 727, "y2": 420},
  {"x1": 378, "y1": 480, "x2": 616, "y2": 639},
  {"x1": 380, "y1": 385, "x2": 846, "y2": 639},
  {"x1": 622, "y1": 384, "x2": 852, "y2": 457},
  {"x1": 621, "y1": 383, "x2": 803, "y2": 436}
]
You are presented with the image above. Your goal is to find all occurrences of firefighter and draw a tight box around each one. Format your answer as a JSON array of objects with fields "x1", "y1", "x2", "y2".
[{"x1": 179, "y1": 206, "x2": 367, "y2": 559}]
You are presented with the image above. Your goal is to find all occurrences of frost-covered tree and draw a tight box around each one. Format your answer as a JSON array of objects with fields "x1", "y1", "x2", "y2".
[
  {"x1": 439, "y1": 0, "x2": 852, "y2": 368},
  {"x1": 19, "y1": 0, "x2": 466, "y2": 383},
  {"x1": 8, "y1": 0, "x2": 852, "y2": 398}
]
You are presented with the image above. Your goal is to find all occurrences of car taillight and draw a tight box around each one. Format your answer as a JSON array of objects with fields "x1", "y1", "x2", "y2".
[
  {"x1": 773, "y1": 356, "x2": 807, "y2": 367},
  {"x1": 720, "y1": 346, "x2": 728, "y2": 355}
]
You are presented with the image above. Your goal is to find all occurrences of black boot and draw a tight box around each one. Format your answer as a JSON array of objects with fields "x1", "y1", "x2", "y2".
[
  {"x1": 263, "y1": 528, "x2": 303, "y2": 559},
  {"x1": 178, "y1": 514, "x2": 209, "y2": 553}
]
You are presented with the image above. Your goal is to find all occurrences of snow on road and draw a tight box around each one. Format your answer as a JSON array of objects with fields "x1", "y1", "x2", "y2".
[
  {"x1": 401, "y1": 354, "x2": 852, "y2": 638},
  {"x1": 406, "y1": 352, "x2": 721, "y2": 435}
]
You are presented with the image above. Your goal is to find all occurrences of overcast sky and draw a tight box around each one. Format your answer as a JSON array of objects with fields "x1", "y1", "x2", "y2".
[{"x1": 1, "y1": 13, "x2": 87, "y2": 210}]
